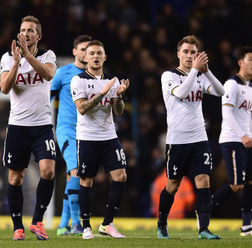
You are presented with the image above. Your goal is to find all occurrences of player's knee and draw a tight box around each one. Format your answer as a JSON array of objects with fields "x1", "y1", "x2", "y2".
[
  {"x1": 9, "y1": 176, "x2": 24, "y2": 186},
  {"x1": 166, "y1": 185, "x2": 179, "y2": 195},
  {"x1": 8, "y1": 169, "x2": 24, "y2": 186},
  {"x1": 114, "y1": 171, "x2": 127, "y2": 182},
  {"x1": 119, "y1": 172, "x2": 127, "y2": 182},
  {"x1": 39, "y1": 159, "x2": 55, "y2": 179},
  {"x1": 230, "y1": 184, "x2": 243, "y2": 192},
  {"x1": 69, "y1": 168, "x2": 78, "y2": 177},
  {"x1": 166, "y1": 179, "x2": 180, "y2": 195},
  {"x1": 41, "y1": 168, "x2": 55, "y2": 180},
  {"x1": 195, "y1": 174, "x2": 210, "y2": 188},
  {"x1": 110, "y1": 169, "x2": 127, "y2": 182},
  {"x1": 80, "y1": 177, "x2": 93, "y2": 187}
]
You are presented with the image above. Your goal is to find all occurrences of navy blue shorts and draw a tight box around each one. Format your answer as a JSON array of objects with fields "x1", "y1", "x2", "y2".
[
  {"x1": 77, "y1": 138, "x2": 127, "y2": 178},
  {"x1": 3, "y1": 124, "x2": 56, "y2": 169},
  {"x1": 166, "y1": 141, "x2": 212, "y2": 180},
  {"x1": 220, "y1": 142, "x2": 252, "y2": 184},
  {"x1": 246, "y1": 148, "x2": 252, "y2": 181}
]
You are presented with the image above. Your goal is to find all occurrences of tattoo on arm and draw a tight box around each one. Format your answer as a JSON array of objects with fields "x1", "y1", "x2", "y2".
[
  {"x1": 93, "y1": 93, "x2": 104, "y2": 105},
  {"x1": 81, "y1": 92, "x2": 104, "y2": 113},
  {"x1": 113, "y1": 98, "x2": 125, "y2": 116}
]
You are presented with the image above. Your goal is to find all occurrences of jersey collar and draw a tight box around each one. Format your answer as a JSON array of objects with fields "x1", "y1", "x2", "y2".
[{"x1": 85, "y1": 69, "x2": 104, "y2": 80}]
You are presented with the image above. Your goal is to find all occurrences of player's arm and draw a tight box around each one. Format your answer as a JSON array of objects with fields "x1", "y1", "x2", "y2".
[
  {"x1": 223, "y1": 105, "x2": 252, "y2": 148},
  {"x1": 0, "y1": 40, "x2": 21, "y2": 94},
  {"x1": 205, "y1": 70, "x2": 225, "y2": 96},
  {"x1": 197, "y1": 51, "x2": 224, "y2": 96},
  {"x1": 111, "y1": 98, "x2": 125, "y2": 116},
  {"x1": 25, "y1": 56, "x2": 56, "y2": 81},
  {"x1": 75, "y1": 77, "x2": 117, "y2": 115},
  {"x1": 17, "y1": 33, "x2": 56, "y2": 81},
  {"x1": 244, "y1": 111, "x2": 252, "y2": 148},
  {"x1": 172, "y1": 69, "x2": 198, "y2": 98},
  {"x1": 111, "y1": 79, "x2": 129, "y2": 116},
  {"x1": 173, "y1": 52, "x2": 209, "y2": 98},
  {"x1": 74, "y1": 93, "x2": 104, "y2": 115}
]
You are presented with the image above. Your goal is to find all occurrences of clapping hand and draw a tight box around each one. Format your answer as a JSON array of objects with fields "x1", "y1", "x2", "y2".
[
  {"x1": 11, "y1": 40, "x2": 21, "y2": 64},
  {"x1": 193, "y1": 52, "x2": 209, "y2": 73},
  {"x1": 117, "y1": 79, "x2": 130, "y2": 96},
  {"x1": 17, "y1": 33, "x2": 30, "y2": 57}
]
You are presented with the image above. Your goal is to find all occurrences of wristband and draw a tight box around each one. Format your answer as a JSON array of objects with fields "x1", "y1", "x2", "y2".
[{"x1": 116, "y1": 93, "x2": 126, "y2": 101}]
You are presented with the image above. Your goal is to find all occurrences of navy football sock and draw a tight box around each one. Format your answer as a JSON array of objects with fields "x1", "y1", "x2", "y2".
[
  {"x1": 241, "y1": 184, "x2": 252, "y2": 226},
  {"x1": 8, "y1": 183, "x2": 24, "y2": 231},
  {"x1": 32, "y1": 178, "x2": 54, "y2": 224},
  {"x1": 158, "y1": 187, "x2": 174, "y2": 227},
  {"x1": 79, "y1": 185, "x2": 91, "y2": 228},
  {"x1": 102, "y1": 181, "x2": 125, "y2": 226},
  {"x1": 195, "y1": 188, "x2": 211, "y2": 233},
  {"x1": 211, "y1": 184, "x2": 234, "y2": 206}
]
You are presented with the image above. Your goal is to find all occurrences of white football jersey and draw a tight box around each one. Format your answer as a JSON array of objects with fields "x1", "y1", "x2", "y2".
[
  {"x1": 219, "y1": 75, "x2": 252, "y2": 143},
  {"x1": 161, "y1": 68, "x2": 212, "y2": 144},
  {"x1": 71, "y1": 70, "x2": 119, "y2": 141},
  {"x1": 0, "y1": 49, "x2": 57, "y2": 126}
]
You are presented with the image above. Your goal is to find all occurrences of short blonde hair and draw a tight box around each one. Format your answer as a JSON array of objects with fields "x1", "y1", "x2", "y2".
[{"x1": 21, "y1": 15, "x2": 42, "y2": 35}]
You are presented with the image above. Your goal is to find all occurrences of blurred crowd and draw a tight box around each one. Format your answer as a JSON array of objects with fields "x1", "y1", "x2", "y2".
[{"x1": 0, "y1": 0, "x2": 251, "y2": 217}]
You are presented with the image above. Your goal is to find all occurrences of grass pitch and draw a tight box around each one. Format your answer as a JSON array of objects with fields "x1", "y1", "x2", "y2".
[{"x1": 0, "y1": 228, "x2": 251, "y2": 248}]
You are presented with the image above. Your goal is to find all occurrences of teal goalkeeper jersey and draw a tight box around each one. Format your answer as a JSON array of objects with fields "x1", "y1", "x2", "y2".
[{"x1": 51, "y1": 63, "x2": 85, "y2": 138}]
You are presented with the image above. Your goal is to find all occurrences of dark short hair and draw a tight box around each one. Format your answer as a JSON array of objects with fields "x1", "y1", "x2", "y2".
[
  {"x1": 236, "y1": 46, "x2": 252, "y2": 61},
  {"x1": 73, "y1": 35, "x2": 92, "y2": 49},
  {"x1": 177, "y1": 35, "x2": 199, "y2": 51},
  {"x1": 85, "y1": 40, "x2": 105, "y2": 51},
  {"x1": 21, "y1": 16, "x2": 42, "y2": 35}
]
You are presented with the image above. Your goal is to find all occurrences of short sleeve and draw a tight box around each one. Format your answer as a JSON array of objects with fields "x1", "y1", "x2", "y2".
[
  {"x1": 161, "y1": 71, "x2": 180, "y2": 95},
  {"x1": 71, "y1": 75, "x2": 87, "y2": 102},
  {"x1": 0, "y1": 52, "x2": 12, "y2": 75},
  {"x1": 44, "y1": 50, "x2": 57, "y2": 68},
  {"x1": 222, "y1": 79, "x2": 237, "y2": 106}
]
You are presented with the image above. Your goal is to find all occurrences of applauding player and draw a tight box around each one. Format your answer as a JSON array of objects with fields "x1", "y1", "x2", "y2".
[
  {"x1": 157, "y1": 35, "x2": 224, "y2": 240},
  {"x1": 71, "y1": 40, "x2": 129, "y2": 239},
  {"x1": 0, "y1": 16, "x2": 57, "y2": 241}
]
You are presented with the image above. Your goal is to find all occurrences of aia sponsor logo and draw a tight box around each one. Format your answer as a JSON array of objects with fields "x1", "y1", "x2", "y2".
[
  {"x1": 181, "y1": 90, "x2": 203, "y2": 102},
  {"x1": 16, "y1": 73, "x2": 44, "y2": 85},
  {"x1": 90, "y1": 93, "x2": 111, "y2": 105},
  {"x1": 239, "y1": 100, "x2": 252, "y2": 111}
]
